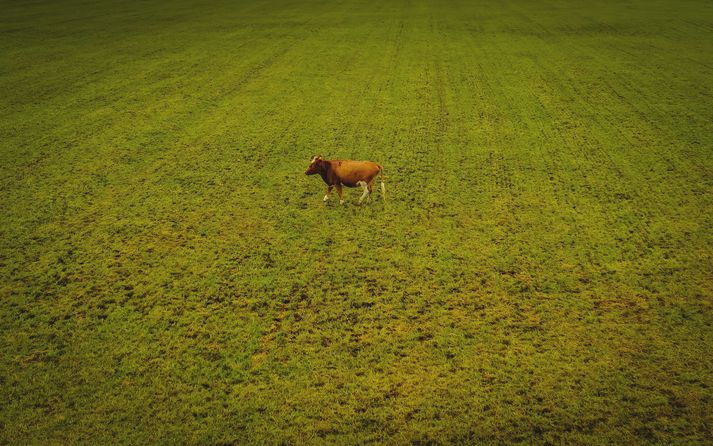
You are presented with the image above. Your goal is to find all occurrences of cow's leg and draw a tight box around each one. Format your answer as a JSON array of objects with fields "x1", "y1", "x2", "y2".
[
  {"x1": 336, "y1": 184, "x2": 344, "y2": 205},
  {"x1": 324, "y1": 185, "x2": 333, "y2": 202},
  {"x1": 358, "y1": 181, "x2": 369, "y2": 204}
]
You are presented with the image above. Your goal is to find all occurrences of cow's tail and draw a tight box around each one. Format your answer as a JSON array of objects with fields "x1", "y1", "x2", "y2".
[{"x1": 378, "y1": 165, "x2": 386, "y2": 202}]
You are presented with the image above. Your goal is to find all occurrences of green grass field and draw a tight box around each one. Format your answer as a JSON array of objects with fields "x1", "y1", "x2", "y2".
[{"x1": 1, "y1": 0, "x2": 712, "y2": 443}]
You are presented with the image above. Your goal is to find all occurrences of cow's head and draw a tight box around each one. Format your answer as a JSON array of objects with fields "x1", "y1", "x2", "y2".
[{"x1": 304, "y1": 155, "x2": 324, "y2": 175}]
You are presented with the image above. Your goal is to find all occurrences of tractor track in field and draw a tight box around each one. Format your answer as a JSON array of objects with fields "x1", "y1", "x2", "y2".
[
  {"x1": 0, "y1": 18, "x2": 313, "y2": 184},
  {"x1": 0, "y1": 0, "x2": 274, "y2": 119},
  {"x1": 507, "y1": 27, "x2": 698, "y2": 287},
  {"x1": 463, "y1": 13, "x2": 648, "y2": 281},
  {"x1": 527, "y1": 9, "x2": 712, "y2": 179},
  {"x1": 510, "y1": 6, "x2": 712, "y2": 184},
  {"x1": 432, "y1": 59, "x2": 450, "y2": 206},
  {"x1": 526, "y1": 62, "x2": 659, "y2": 261},
  {"x1": 404, "y1": 12, "x2": 453, "y2": 214},
  {"x1": 328, "y1": 32, "x2": 381, "y2": 153},
  {"x1": 461, "y1": 28, "x2": 519, "y2": 233}
]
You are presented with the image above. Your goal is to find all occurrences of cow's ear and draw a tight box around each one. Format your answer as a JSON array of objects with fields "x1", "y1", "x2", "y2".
[{"x1": 317, "y1": 154, "x2": 323, "y2": 160}]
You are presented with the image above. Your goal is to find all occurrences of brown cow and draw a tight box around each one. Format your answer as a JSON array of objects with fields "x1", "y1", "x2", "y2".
[{"x1": 305, "y1": 155, "x2": 385, "y2": 204}]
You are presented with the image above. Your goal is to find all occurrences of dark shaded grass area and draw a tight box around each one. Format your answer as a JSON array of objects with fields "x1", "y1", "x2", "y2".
[{"x1": 1, "y1": 0, "x2": 712, "y2": 443}]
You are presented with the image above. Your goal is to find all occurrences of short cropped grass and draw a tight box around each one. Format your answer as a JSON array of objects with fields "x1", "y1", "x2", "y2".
[{"x1": 1, "y1": 0, "x2": 712, "y2": 444}]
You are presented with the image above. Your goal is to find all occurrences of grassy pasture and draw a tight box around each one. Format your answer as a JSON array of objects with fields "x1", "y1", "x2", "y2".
[{"x1": 1, "y1": 0, "x2": 712, "y2": 443}]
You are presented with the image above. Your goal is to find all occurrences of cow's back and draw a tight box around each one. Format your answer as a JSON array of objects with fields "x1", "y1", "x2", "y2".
[{"x1": 330, "y1": 160, "x2": 381, "y2": 187}]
